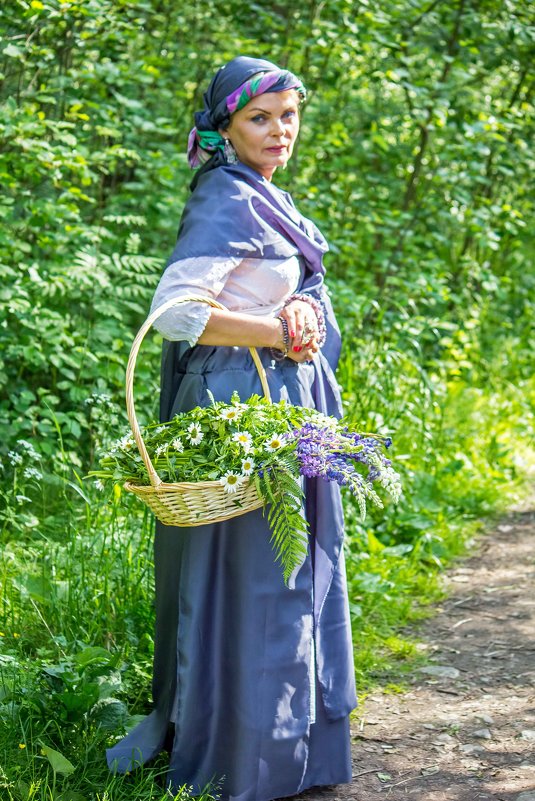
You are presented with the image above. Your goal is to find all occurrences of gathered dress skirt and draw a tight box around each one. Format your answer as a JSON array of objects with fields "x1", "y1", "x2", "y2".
[{"x1": 107, "y1": 343, "x2": 357, "y2": 801}]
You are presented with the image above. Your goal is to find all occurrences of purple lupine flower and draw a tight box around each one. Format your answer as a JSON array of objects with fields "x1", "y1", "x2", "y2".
[
  {"x1": 367, "y1": 466, "x2": 381, "y2": 482},
  {"x1": 284, "y1": 419, "x2": 399, "y2": 517},
  {"x1": 324, "y1": 456, "x2": 359, "y2": 487}
]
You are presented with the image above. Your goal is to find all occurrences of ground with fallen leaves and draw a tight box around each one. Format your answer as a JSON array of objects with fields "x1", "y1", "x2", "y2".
[{"x1": 300, "y1": 500, "x2": 535, "y2": 801}]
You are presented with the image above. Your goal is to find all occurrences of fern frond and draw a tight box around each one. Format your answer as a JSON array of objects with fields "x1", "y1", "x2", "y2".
[{"x1": 257, "y1": 463, "x2": 309, "y2": 585}]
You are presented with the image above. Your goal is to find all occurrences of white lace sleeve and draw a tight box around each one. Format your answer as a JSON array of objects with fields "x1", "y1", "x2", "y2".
[{"x1": 150, "y1": 256, "x2": 240, "y2": 346}]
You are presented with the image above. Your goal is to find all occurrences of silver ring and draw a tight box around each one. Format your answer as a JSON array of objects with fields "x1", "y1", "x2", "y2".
[{"x1": 302, "y1": 320, "x2": 315, "y2": 344}]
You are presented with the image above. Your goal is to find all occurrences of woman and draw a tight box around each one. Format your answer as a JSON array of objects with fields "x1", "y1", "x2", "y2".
[{"x1": 107, "y1": 55, "x2": 357, "y2": 801}]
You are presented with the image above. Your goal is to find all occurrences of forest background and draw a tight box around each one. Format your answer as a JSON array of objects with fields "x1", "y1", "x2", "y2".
[{"x1": 0, "y1": 0, "x2": 534, "y2": 799}]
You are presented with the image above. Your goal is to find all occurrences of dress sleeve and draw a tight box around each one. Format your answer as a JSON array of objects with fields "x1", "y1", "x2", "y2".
[{"x1": 150, "y1": 256, "x2": 240, "y2": 346}]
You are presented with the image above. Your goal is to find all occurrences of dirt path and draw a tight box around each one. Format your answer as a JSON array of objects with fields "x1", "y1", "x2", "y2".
[{"x1": 307, "y1": 502, "x2": 535, "y2": 800}]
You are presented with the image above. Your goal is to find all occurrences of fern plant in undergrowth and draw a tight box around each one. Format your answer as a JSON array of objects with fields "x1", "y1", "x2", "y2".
[{"x1": 90, "y1": 393, "x2": 401, "y2": 584}]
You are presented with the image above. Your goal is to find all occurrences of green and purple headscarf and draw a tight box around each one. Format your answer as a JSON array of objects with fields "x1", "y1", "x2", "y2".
[{"x1": 187, "y1": 56, "x2": 306, "y2": 175}]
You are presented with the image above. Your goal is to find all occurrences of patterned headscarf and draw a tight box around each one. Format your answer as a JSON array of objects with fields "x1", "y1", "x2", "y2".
[{"x1": 187, "y1": 56, "x2": 306, "y2": 175}]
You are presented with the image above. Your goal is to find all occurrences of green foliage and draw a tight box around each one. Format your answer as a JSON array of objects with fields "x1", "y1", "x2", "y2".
[
  {"x1": 0, "y1": 0, "x2": 534, "y2": 796},
  {"x1": 256, "y1": 452, "x2": 309, "y2": 586},
  {"x1": 0, "y1": 508, "x2": 166, "y2": 800}
]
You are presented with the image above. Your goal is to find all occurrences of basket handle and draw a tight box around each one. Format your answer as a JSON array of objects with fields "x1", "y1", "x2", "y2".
[{"x1": 125, "y1": 294, "x2": 272, "y2": 489}]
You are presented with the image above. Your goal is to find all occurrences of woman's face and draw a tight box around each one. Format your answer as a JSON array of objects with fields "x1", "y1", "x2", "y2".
[{"x1": 222, "y1": 89, "x2": 300, "y2": 181}]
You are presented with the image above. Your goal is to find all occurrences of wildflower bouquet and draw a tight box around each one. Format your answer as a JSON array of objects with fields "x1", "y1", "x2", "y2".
[{"x1": 92, "y1": 393, "x2": 401, "y2": 584}]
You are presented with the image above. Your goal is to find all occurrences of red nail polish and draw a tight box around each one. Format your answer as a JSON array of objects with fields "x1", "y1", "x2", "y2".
[
  {"x1": 290, "y1": 330, "x2": 296, "y2": 337},
  {"x1": 293, "y1": 346, "x2": 302, "y2": 352}
]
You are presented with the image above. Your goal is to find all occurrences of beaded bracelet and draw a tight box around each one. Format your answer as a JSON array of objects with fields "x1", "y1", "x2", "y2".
[
  {"x1": 270, "y1": 315, "x2": 290, "y2": 361},
  {"x1": 284, "y1": 293, "x2": 327, "y2": 347}
]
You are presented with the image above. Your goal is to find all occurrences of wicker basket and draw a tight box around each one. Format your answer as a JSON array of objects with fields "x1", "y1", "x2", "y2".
[{"x1": 124, "y1": 294, "x2": 271, "y2": 526}]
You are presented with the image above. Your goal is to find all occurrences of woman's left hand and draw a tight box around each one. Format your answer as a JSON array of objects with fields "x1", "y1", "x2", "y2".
[
  {"x1": 286, "y1": 339, "x2": 319, "y2": 363},
  {"x1": 279, "y1": 300, "x2": 319, "y2": 354}
]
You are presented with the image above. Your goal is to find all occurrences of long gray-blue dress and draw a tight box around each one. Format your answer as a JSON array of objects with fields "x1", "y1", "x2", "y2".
[{"x1": 106, "y1": 163, "x2": 357, "y2": 801}]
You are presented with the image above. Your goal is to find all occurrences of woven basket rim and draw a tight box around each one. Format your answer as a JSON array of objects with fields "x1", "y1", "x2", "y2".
[{"x1": 124, "y1": 477, "x2": 256, "y2": 492}]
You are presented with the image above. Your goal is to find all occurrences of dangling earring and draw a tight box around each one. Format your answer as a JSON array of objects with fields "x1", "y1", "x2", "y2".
[{"x1": 223, "y1": 138, "x2": 238, "y2": 164}]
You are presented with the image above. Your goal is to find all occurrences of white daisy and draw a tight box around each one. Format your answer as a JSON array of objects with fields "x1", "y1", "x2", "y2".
[
  {"x1": 118, "y1": 433, "x2": 134, "y2": 451},
  {"x1": 187, "y1": 423, "x2": 204, "y2": 445},
  {"x1": 218, "y1": 406, "x2": 242, "y2": 422},
  {"x1": 219, "y1": 472, "x2": 244, "y2": 494},
  {"x1": 232, "y1": 431, "x2": 253, "y2": 451},
  {"x1": 265, "y1": 433, "x2": 286, "y2": 452},
  {"x1": 155, "y1": 444, "x2": 166, "y2": 457},
  {"x1": 241, "y1": 458, "x2": 255, "y2": 476},
  {"x1": 172, "y1": 438, "x2": 184, "y2": 452}
]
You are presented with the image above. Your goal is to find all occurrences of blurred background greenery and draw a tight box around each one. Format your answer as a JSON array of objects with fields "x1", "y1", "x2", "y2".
[{"x1": 0, "y1": 0, "x2": 533, "y2": 798}]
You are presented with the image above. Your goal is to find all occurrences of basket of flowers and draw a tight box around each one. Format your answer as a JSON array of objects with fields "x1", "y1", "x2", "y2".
[{"x1": 92, "y1": 295, "x2": 402, "y2": 584}]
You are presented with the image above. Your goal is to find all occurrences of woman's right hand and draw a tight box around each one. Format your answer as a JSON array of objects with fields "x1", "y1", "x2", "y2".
[
  {"x1": 275, "y1": 299, "x2": 320, "y2": 362},
  {"x1": 272, "y1": 315, "x2": 319, "y2": 363},
  {"x1": 279, "y1": 299, "x2": 319, "y2": 352}
]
